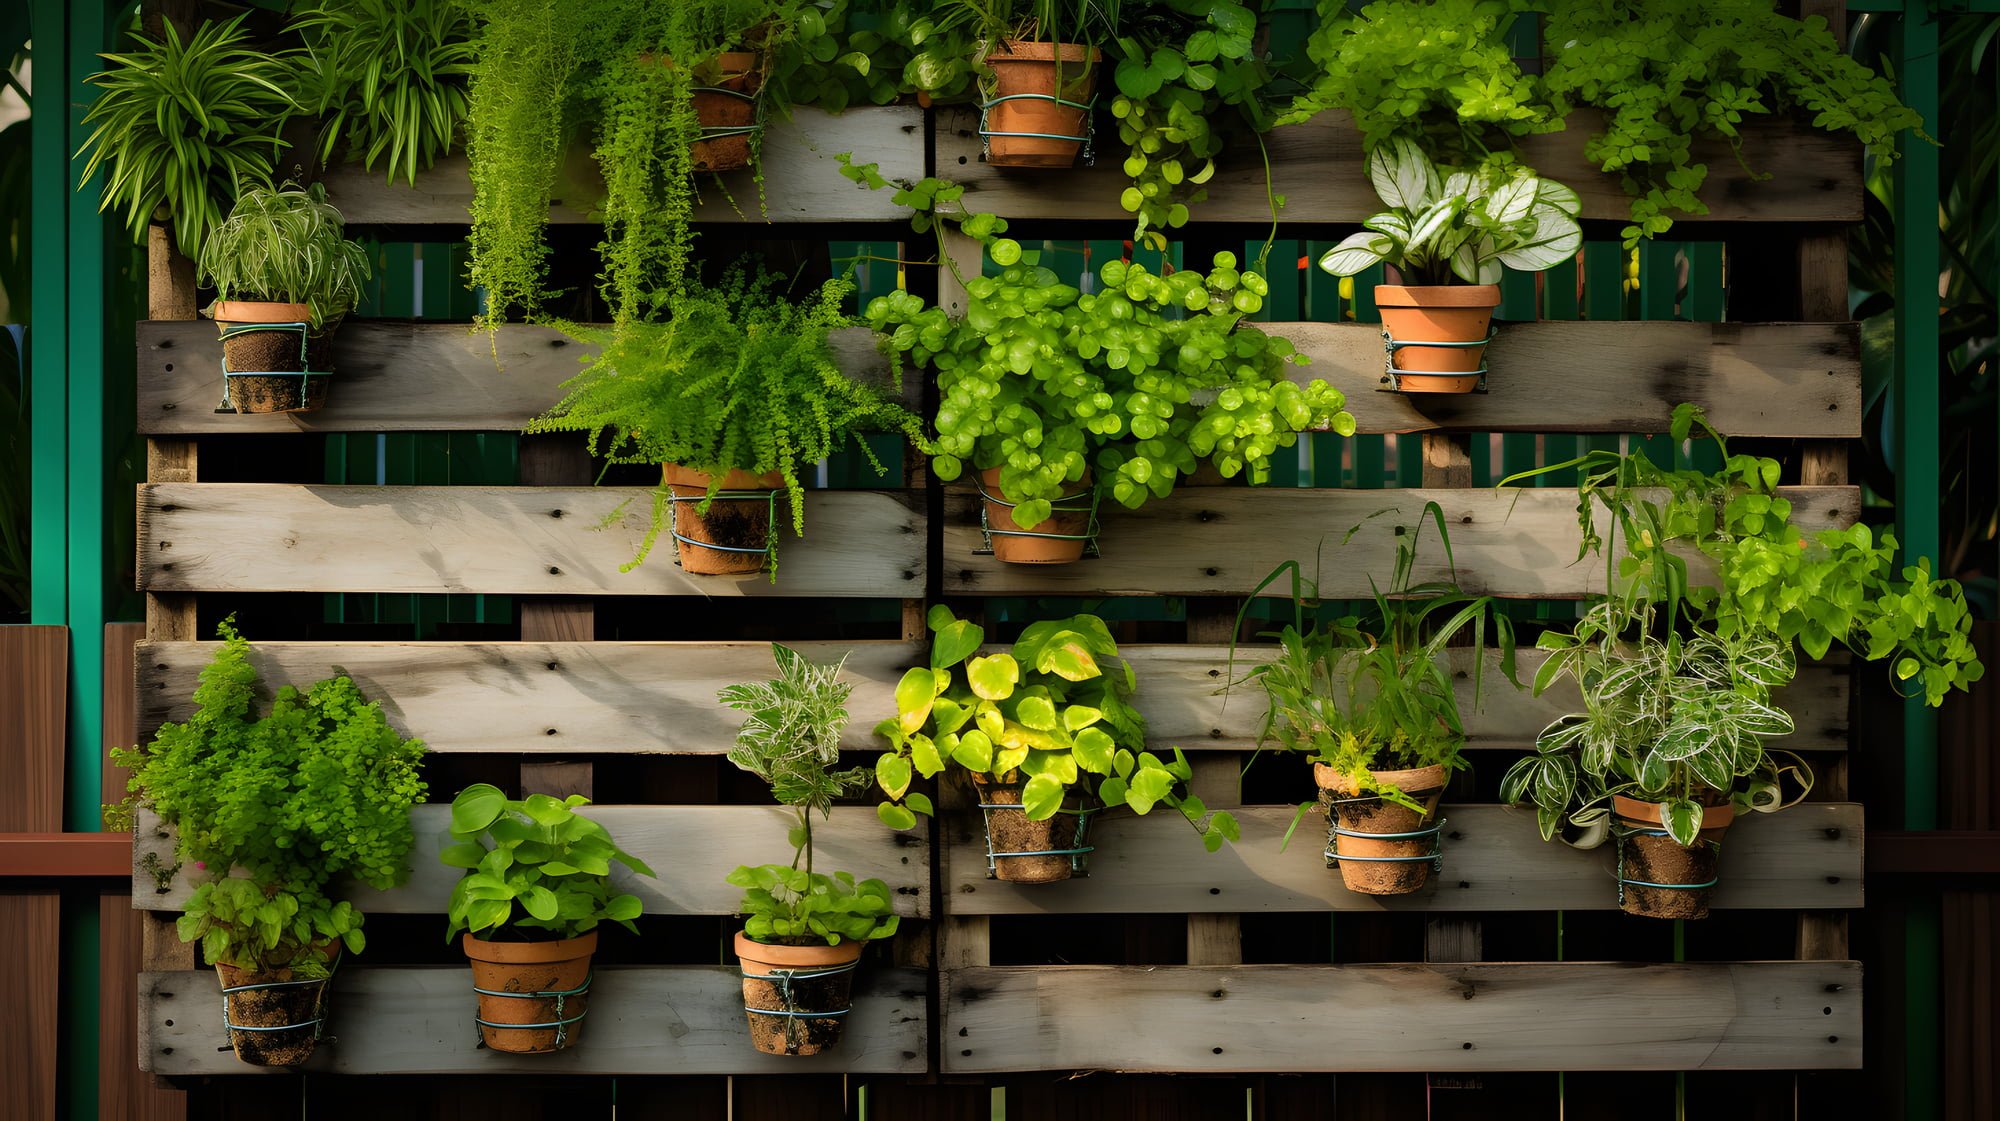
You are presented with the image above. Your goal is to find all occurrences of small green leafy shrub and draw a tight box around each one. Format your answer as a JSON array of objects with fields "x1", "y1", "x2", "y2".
[
  {"x1": 721, "y1": 643, "x2": 901, "y2": 946},
  {"x1": 441, "y1": 784, "x2": 654, "y2": 941},
  {"x1": 292, "y1": 0, "x2": 476, "y2": 185},
  {"x1": 524, "y1": 266, "x2": 930, "y2": 576},
  {"x1": 195, "y1": 182, "x2": 372, "y2": 328},
  {"x1": 78, "y1": 15, "x2": 297, "y2": 259},
  {"x1": 1236, "y1": 505, "x2": 1515, "y2": 830},
  {"x1": 1317, "y1": 139, "x2": 1581, "y2": 286},
  {"x1": 877, "y1": 606, "x2": 1240, "y2": 850},
  {"x1": 108, "y1": 620, "x2": 427, "y2": 975}
]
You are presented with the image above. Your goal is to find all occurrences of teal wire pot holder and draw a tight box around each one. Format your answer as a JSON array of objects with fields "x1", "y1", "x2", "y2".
[
  {"x1": 982, "y1": 39, "x2": 1100, "y2": 168},
  {"x1": 1315, "y1": 762, "x2": 1448, "y2": 896},
  {"x1": 212, "y1": 301, "x2": 339, "y2": 414},
  {"x1": 464, "y1": 930, "x2": 596, "y2": 1053},
  {"x1": 1612, "y1": 796, "x2": 1732, "y2": 920},
  {"x1": 737, "y1": 931, "x2": 862, "y2": 1057},
  {"x1": 974, "y1": 776, "x2": 1100, "y2": 884},
  {"x1": 216, "y1": 958, "x2": 334, "y2": 1067}
]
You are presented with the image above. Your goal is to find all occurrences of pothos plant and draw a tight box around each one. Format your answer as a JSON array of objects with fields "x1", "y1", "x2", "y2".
[
  {"x1": 1233, "y1": 503, "x2": 1517, "y2": 836},
  {"x1": 720, "y1": 644, "x2": 901, "y2": 946},
  {"x1": 107, "y1": 619, "x2": 427, "y2": 977},
  {"x1": 523, "y1": 266, "x2": 930, "y2": 578},
  {"x1": 840, "y1": 158, "x2": 1354, "y2": 534},
  {"x1": 1500, "y1": 404, "x2": 1984, "y2": 706},
  {"x1": 1316, "y1": 139, "x2": 1582, "y2": 286},
  {"x1": 1499, "y1": 605, "x2": 1805, "y2": 847},
  {"x1": 876, "y1": 606, "x2": 1241, "y2": 851},
  {"x1": 441, "y1": 784, "x2": 655, "y2": 941}
]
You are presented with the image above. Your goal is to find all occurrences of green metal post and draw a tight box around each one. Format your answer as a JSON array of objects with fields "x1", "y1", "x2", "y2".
[
  {"x1": 1893, "y1": 6, "x2": 1942, "y2": 1121},
  {"x1": 26, "y1": 0, "x2": 67, "y2": 628},
  {"x1": 65, "y1": 0, "x2": 107, "y2": 829}
]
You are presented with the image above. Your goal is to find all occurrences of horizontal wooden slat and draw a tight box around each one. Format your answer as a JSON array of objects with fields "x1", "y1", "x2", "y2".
[
  {"x1": 134, "y1": 806, "x2": 929, "y2": 918},
  {"x1": 142, "y1": 964, "x2": 926, "y2": 1075},
  {"x1": 134, "y1": 642, "x2": 1848, "y2": 753},
  {"x1": 136, "y1": 319, "x2": 1859, "y2": 438},
  {"x1": 944, "y1": 486, "x2": 1860, "y2": 597},
  {"x1": 135, "y1": 321, "x2": 909, "y2": 435},
  {"x1": 942, "y1": 962, "x2": 1861, "y2": 1073},
  {"x1": 0, "y1": 835, "x2": 135, "y2": 877},
  {"x1": 946, "y1": 803, "x2": 1862, "y2": 913},
  {"x1": 938, "y1": 107, "x2": 1861, "y2": 224},
  {"x1": 137, "y1": 484, "x2": 925, "y2": 597},
  {"x1": 320, "y1": 107, "x2": 925, "y2": 226}
]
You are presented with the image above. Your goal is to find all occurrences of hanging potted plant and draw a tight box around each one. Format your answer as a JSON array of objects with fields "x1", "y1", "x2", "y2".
[
  {"x1": 106, "y1": 620, "x2": 426, "y2": 1066},
  {"x1": 194, "y1": 182, "x2": 372, "y2": 414},
  {"x1": 1316, "y1": 140, "x2": 1581, "y2": 394},
  {"x1": 855, "y1": 171, "x2": 1353, "y2": 564},
  {"x1": 526, "y1": 266, "x2": 930, "y2": 579},
  {"x1": 719, "y1": 644, "x2": 901, "y2": 1056},
  {"x1": 1501, "y1": 613, "x2": 1805, "y2": 919},
  {"x1": 874, "y1": 606, "x2": 1237, "y2": 882},
  {"x1": 439, "y1": 784, "x2": 654, "y2": 1054},
  {"x1": 948, "y1": 0, "x2": 1117, "y2": 168},
  {"x1": 1235, "y1": 506, "x2": 1515, "y2": 895}
]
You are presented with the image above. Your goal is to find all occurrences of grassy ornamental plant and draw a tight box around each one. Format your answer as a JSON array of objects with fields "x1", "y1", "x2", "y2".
[
  {"x1": 77, "y1": 15, "x2": 298, "y2": 259},
  {"x1": 108, "y1": 621, "x2": 425, "y2": 1064},
  {"x1": 196, "y1": 183, "x2": 371, "y2": 329},
  {"x1": 291, "y1": 0, "x2": 476, "y2": 185},
  {"x1": 525, "y1": 267, "x2": 929, "y2": 578}
]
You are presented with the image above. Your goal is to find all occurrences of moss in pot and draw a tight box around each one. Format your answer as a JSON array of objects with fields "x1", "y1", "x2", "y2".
[
  {"x1": 720, "y1": 644, "x2": 900, "y2": 1056},
  {"x1": 1236, "y1": 504, "x2": 1516, "y2": 896},
  {"x1": 440, "y1": 784, "x2": 655, "y2": 1053}
]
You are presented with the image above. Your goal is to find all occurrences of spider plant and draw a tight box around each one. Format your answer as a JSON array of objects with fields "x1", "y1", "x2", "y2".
[
  {"x1": 195, "y1": 183, "x2": 371, "y2": 329},
  {"x1": 77, "y1": 15, "x2": 297, "y2": 259},
  {"x1": 291, "y1": 0, "x2": 477, "y2": 186}
]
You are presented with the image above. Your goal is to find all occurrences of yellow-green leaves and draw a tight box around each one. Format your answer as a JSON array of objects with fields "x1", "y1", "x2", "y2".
[
  {"x1": 967, "y1": 653, "x2": 1021, "y2": 700},
  {"x1": 895, "y1": 668, "x2": 939, "y2": 733}
]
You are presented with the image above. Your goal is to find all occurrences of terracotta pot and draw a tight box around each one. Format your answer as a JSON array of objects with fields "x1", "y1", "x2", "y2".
[
  {"x1": 1611, "y1": 795, "x2": 1735, "y2": 920},
  {"x1": 973, "y1": 775, "x2": 1091, "y2": 883},
  {"x1": 978, "y1": 466, "x2": 1093, "y2": 565},
  {"x1": 983, "y1": 39, "x2": 1100, "y2": 168},
  {"x1": 216, "y1": 959, "x2": 333, "y2": 1067},
  {"x1": 662, "y1": 463, "x2": 785, "y2": 576},
  {"x1": 463, "y1": 931, "x2": 597, "y2": 1053},
  {"x1": 735, "y1": 931, "x2": 864, "y2": 1057},
  {"x1": 1375, "y1": 284, "x2": 1501, "y2": 393},
  {"x1": 211, "y1": 300, "x2": 335, "y2": 414},
  {"x1": 1315, "y1": 762, "x2": 1446, "y2": 895},
  {"x1": 693, "y1": 51, "x2": 763, "y2": 171}
]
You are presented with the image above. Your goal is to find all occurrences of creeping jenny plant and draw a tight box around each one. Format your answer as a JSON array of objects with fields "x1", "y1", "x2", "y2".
[
  {"x1": 876, "y1": 606, "x2": 1240, "y2": 851},
  {"x1": 721, "y1": 644, "x2": 901, "y2": 946},
  {"x1": 109, "y1": 620, "x2": 427, "y2": 976}
]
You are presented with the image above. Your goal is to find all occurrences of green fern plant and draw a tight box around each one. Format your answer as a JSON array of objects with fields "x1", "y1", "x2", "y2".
[
  {"x1": 108, "y1": 619, "x2": 427, "y2": 974},
  {"x1": 292, "y1": 0, "x2": 476, "y2": 186},
  {"x1": 77, "y1": 14, "x2": 298, "y2": 259},
  {"x1": 524, "y1": 266, "x2": 930, "y2": 575},
  {"x1": 195, "y1": 182, "x2": 371, "y2": 328}
]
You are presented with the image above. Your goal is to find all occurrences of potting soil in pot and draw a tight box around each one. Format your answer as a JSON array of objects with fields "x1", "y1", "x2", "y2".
[
  {"x1": 978, "y1": 784, "x2": 1089, "y2": 884},
  {"x1": 216, "y1": 963, "x2": 329, "y2": 1067},
  {"x1": 737, "y1": 934, "x2": 863, "y2": 1057},
  {"x1": 1619, "y1": 834, "x2": 1722, "y2": 920},
  {"x1": 221, "y1": 321, "x2": 337, "y2": 414},
  {"x1": 1325, "y1": 796, "x2": 1439, "y2": 895}
]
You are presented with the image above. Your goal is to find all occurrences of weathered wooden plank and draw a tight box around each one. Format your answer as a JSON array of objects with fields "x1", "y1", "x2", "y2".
[
  {"x1": 135, "y1": 642, "x2": 1848, "y2": 753},
  {"x1": 135, "y1": 321, "x2": 911, "y2": 435},
  {"x1": 945, "y1": 803, "x2": 1862, "y2": 914},
  {"x1": 937, "y1": 108, "x2": 1861, "y2": 224},
  {"x1": 942, "y1": 962, "x2": 1861, "y2": 1073},
  {"x1": 319, "y1": 107, "x2": 926, "y2": 226},
  {"x1": 0, "y1": 895, "x2": 60, "y2": 1118},
  {"x1": 134, "y1": 805, "x2": 930, "y2": 918},
  {"x1": 137, "y1": 484, "x2": 925, "y2": 597},
  {"x1": 136, "y1": 319, "x2": 1858, "y2": 438},
  {"x1": 943, "y1": 486, "x2": 1859, "y2": 597},
  {"x1": 141, "y1": 964, "x2": 927, "y2": 1075}
]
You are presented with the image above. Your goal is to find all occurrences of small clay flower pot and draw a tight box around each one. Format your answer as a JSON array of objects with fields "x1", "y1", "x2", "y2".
[
  {"x1": 1315, "y1": 762, "x2": 1446, "y2": 895},
  {"x1": 978, "y1": 466, "x2": 1093, "y2": 565},
  {"x1": 662, "y1": 464, "x2": 785, "y2": 576},
  {"x1": 211, "y1": 300, "x2": 336, "y2": 414},
  {"x1": 1375, "y1": 284, "x2": 1502, "y2": 393},
  {"x1": 216, "y1": 959, "x2": 333, "y2": 1067},
  {"x1": 1611, "y1": 795, "x2": 1735, "y2": 920},
  {"x1": 736, "y1": 930, "x2": 863, "y2": 1057},
  {"x1": 693, "y1": 51, "x2": 763, "y2": 171},
  {"x1": 462, "y1": 931, "x2": 596, "y2": 1053},
  {"x1": 983, "y1": 40, "x2": 1100, "y2": 168},
  {"x1": 973, "y1": 775, "x2": 1093, "y2": 883}
]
